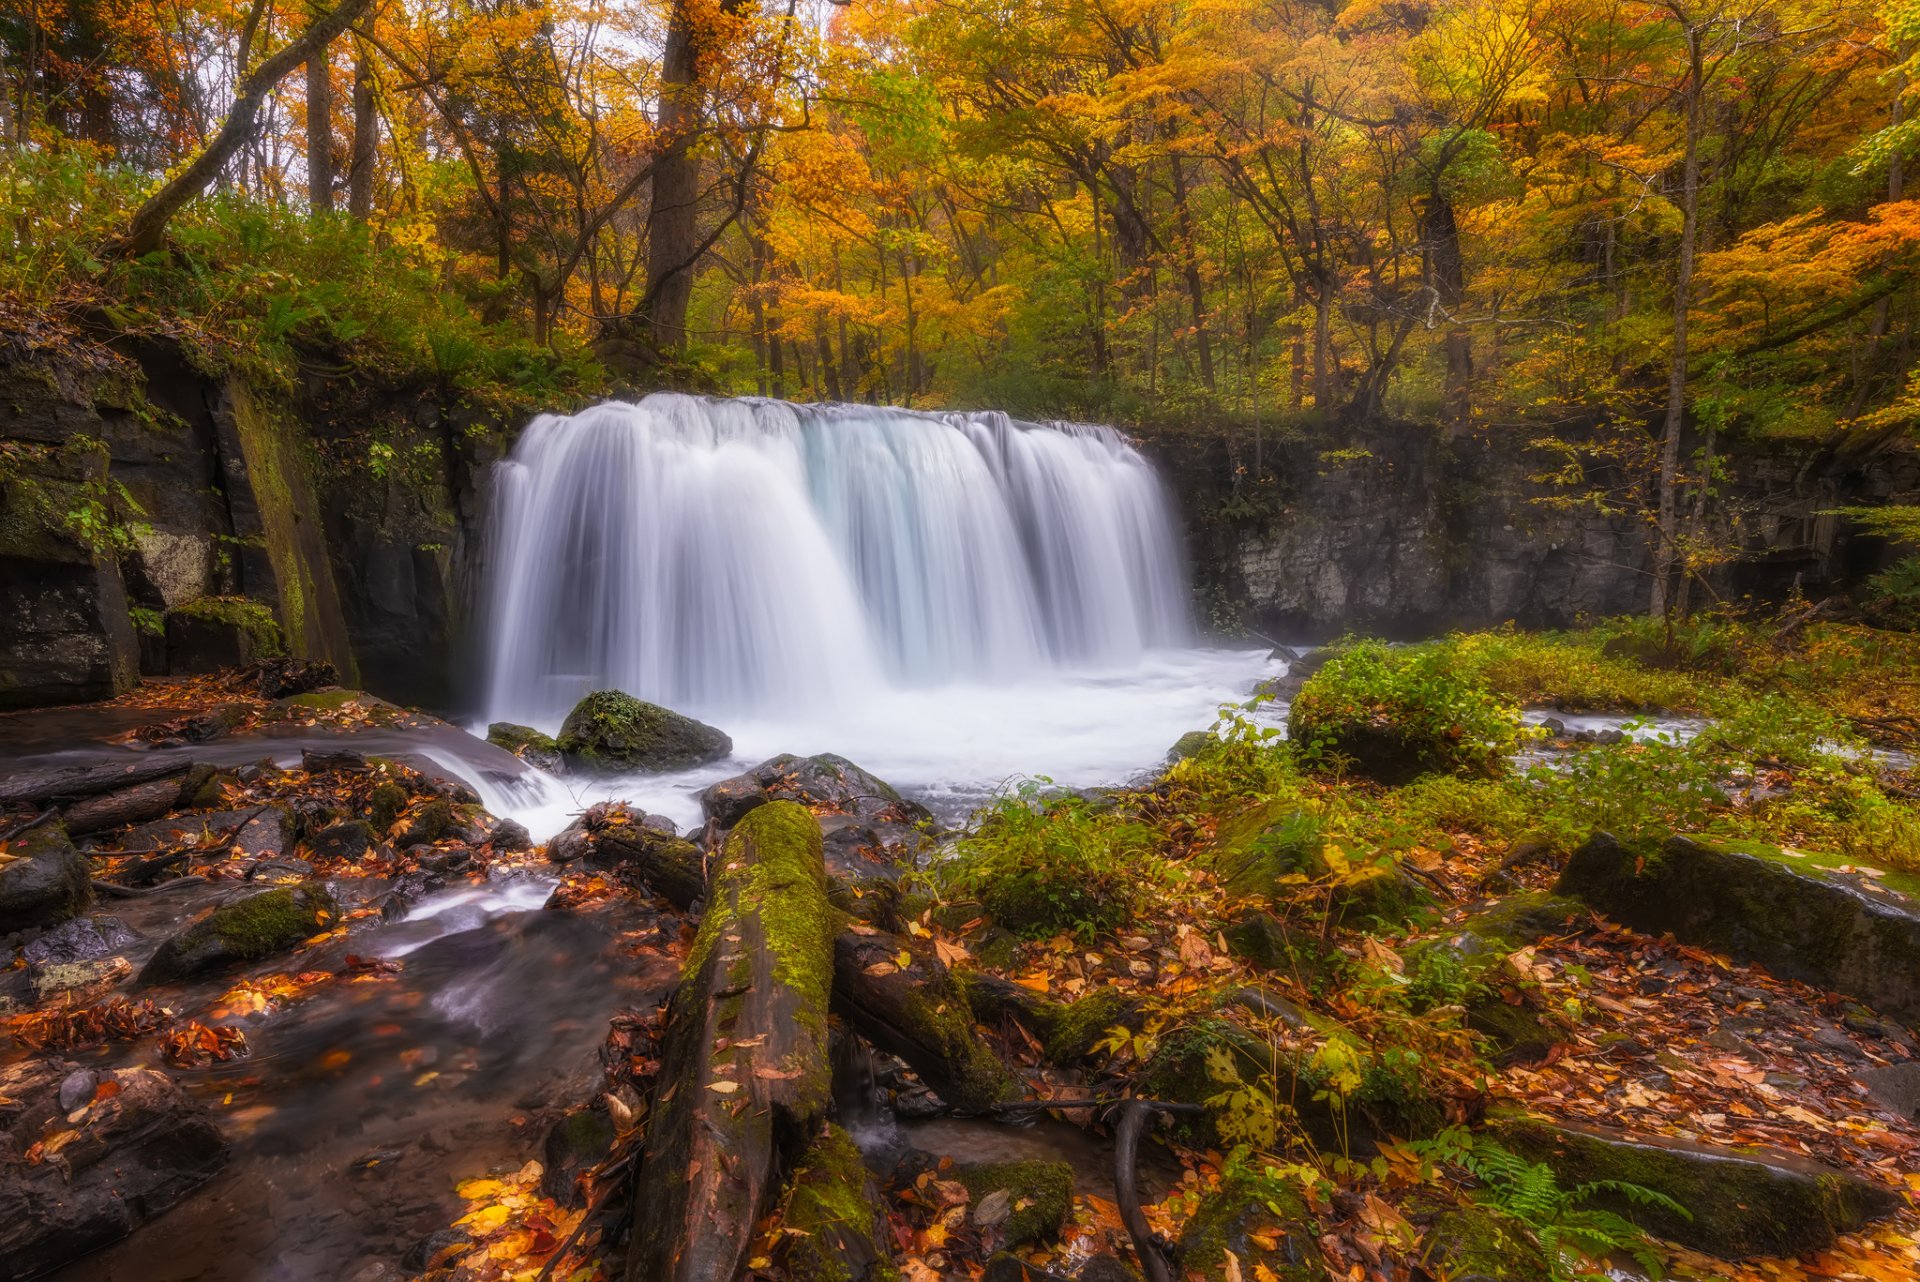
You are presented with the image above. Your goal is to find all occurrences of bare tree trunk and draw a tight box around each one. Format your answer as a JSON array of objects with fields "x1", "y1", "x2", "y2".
[
  {"x1": 346, "y1": 44, "x2": 377, "y2": 219},
  {"x1": 1168, "y1": 148, "x2": 1214, "y2": 392},
  {"x1": 306, "y1": 42, "x2": 335, "y2": 212},
  {"x1": 1651, "y1": 29, "x2": 1706, "y2": 619},
  {"x1": 114, "y1": 0, "x2": 373, "y2": 257}
]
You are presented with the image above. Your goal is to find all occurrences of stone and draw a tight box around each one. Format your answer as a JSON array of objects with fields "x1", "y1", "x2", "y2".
[
  {"x1": 165, "y1": 596, "x2": 286, "y2": 673},
  {"x1": 31, "y1": 958, "x2": 130, "y2": 1002},
  {"x1": 22, "y1": 915, "x2": 137, "y2": 971},
  {"x1": 701, "y1": 753, "x2": 932, "y2": 875},
  {"x1": 308, "y1": 819, "x2": 375, "y2": 861},
  {"x1": 485, "y1": 722, "x2": 563, "y2": 772},
  {"x1": 1489, "y1": 1110, "x2": 1900, "y2": 1258},
  {"x1": 243, "y1": 657, "x2": 340, "y2": 699},
  {"x1": 556, "y1": 690, "x2": 731, "y2": 772},
  {"x1": 1556, "y1": 833, "x2": 1920, "y2": 1024},
  {"x1": 0, "y1": 823, "x2": 93, "y2": 936},
  {"x1": 1176, "y1": 1170, "x2": 1325, "y2": 1281},
  {"x1": 139, "y1": 882, "x2": 338, "y2": 983},
  {"x1": 247, "y1": 857, "x2": 316, "y2": 885},
  {"x1": 540, "y1": 1105, "x2": 616, "y2": 1207},
  {"x1": 489, "y1": 818, "x2": 532, "y2": 852},
  {"x1": 233, "y1": 807, "x2": 295, "y2": 858},
  {"x1": 397, "y1": 796, "x2": 454, "y2": 848},
  {"x1": 953, "y1": 1161, "x2": 1073, "y2": 1248},
  {"x1": 0, "y1": 1058, "x2": 228, "y2": 1277},
  {"x1": 1859, "y1": 1062, "x2": 1920, "y2": 1119}
]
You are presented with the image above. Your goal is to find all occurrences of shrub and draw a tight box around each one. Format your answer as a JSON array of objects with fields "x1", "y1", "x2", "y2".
[
  {"x1": 1444, "y1": 626, "x2": 1722, "y2": 713},
  {"x1": 1536, "y1": 726, "x2": 1725, "y2": 844},
  {"x1": 941, "y1": 781, "x2": 1160, "y2": 938},
  {"x1": 1289, "y1": 641, "x2": 1520, "y2": 783}
]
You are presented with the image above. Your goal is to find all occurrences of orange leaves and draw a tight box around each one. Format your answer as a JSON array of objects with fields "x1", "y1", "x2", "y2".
[
  {"x1": 161, "y1": 1020, "x2": 249, "y2": 1067},
  {"x1": 7, "y1": 997, "x2": 170, "y2": 1051}
]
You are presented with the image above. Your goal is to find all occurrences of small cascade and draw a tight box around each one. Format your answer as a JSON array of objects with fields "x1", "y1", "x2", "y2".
[{"x1": 479, "y1": 394, "x2": 1193, "y2": 727}]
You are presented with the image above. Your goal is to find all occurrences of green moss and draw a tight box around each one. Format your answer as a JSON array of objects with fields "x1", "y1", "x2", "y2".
[
  {"x1": 557, "y1": 689, "x2": 731, "y2": 771},
  {"x1": 901, "y1": 981, "x2": 1018, "y2": 1109},
  {"x1": 1043, "y1": 987, "x2": 1132, "y2": 1063},
  {"x1": 171, "y1": 595, "x2": 286, "y2": 657},
  {"x1": 367, "y1": 781, "x2": 408, "y2": 831},
  {"x1": 781, "y1": 1125, "x2": 895, "y2": 1282},
  {"x1": 398, "y1": 796, "x2": 454, "y2": 847},
  {"x1": 682, "y1": 801, "x2": 836, "y2": 1105},
  {"x1": 955, "y1": 1160, "x2": 1072, "y2": 1247},
  {"x1": 1175, "y1": 1170, "x2": 1322, "y2": 1282},
  {"x1": 487, "y1": 721, "x2": 559, "y2": 756},
  {"x1": 1407, "y1": 1192, "x2": 1549, "y2": 1281},
  {"x1": 282, "y1": 687, "x2": 359, "y2": 710},
  {"x1": 206, "y1": 883, "x2": 336, "y2": 955}
]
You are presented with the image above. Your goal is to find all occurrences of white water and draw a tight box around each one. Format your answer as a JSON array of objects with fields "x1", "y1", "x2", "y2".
[
  {"x1": 477, "y1": 394, "x2": 1274, "y2": 836},
  {"x1": 482, "y1": 394, "x2": 1193, "y2": 724}
]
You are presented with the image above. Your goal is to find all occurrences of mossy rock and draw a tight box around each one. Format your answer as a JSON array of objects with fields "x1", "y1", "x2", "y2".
[
  {"x1": 1175, "y1": 1170, "x2": 1323, "y2": 1282},
  {"x1": 307, "y1": 819, "x2": 374, "y2": 861},
  {"x1": 1556, "y1": 832, "x2": 1920, "y2": 1024},
  {"x1": 486, "y1": 722, "x2": 562, "y2": 772},
  {"x1": 1210, "y1": 803, "x2": 1428, "y2": 926},
  {"x1": 165, "y1": 596, "x2": 286, "y2": 673},
  {"x1": 540, "y1": 1105, "x2": 616, "y2": 1207},
  {"x1": 955, "y1": 1160, "x2": 1072, "y2": 1247},
  {"x1": 780, "y1": 1125, "x2": 894, "y2": 1282},
  {"x1": 366, "y1": 781, "x2": 409, "y2": 833},
  {"x1": 0, "y1": 823, "x2": 92, "y2": 935},
  {"x1": 557, "y1": 690, "x2": 732, "y2": 773},
  {"x1": 1222, "y1": 911, "x2": 1347, "y2": 991},
  {"x1": 1464, "y1": 997, "x2": 1560, "y2": 1069},
  {"x1": 139, "y1": 882, "x2": 337, "y2": 983},
  {"x1": 397, "y1": 796, "x2": 454, "y2": 848},
  {"x1": 1407, "y1": 1192, "x2": 1549, "y2": 1281},
  {"x1": 1043, "y1": 987, "x2": 1136, "y2": 1063},
  {"x1": 1167, "y1": 730, "x2": 1215, "y2": 763},
  {"x1": 1488, "y1": 1110, "x2": 1901, "y2": 1258}
]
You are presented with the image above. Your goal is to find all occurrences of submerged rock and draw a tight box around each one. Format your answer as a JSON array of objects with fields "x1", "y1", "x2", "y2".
[
  {"x1": 1489, "y1": 1110, "x2": 1899, "y2": 1258},
  {"x1": 0, "y1": 823, "x2": 92, "y2": 936},
  {"x1": 139, "y1": 882, "x2": 338, "y2": 983},
  {"x1": 0, "y1": 1058, "x2": 229, "y2": 1278},
  {"x1": 557, "y1": 690, "x2": 731, "y2": 772},
  {"x1": 1556, "y1": 832, "x2": 1920, "y2": 1023}
]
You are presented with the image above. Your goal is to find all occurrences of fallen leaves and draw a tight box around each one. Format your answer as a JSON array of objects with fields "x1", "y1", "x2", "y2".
[{"x1": 161, "y1": 1021, "x2": 249, "y2": 1067}]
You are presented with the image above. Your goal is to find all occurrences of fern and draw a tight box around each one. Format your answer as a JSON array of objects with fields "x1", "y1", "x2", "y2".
[{"x1": 1413, "y1": 1128, "x2": 1685, "y2": 1281}]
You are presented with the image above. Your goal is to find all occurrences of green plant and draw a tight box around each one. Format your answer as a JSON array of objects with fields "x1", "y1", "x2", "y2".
[
  {"x1": 1536, "y1": 724, "x2": 1725, "y2": 843},
  {"x1": 941, "y1": 780, "x2": 1161, "y2": 939},
  {"x1": 1861, "y1": 558, "x2": 1920, "y2": 631},
  {"x1": 1413, "y1": 1128, "x2": 1684, "y2": 1280},
  {"x1": 1290, "y1": 640, "x2": 1521, "y2": 781},
  {"x1": 1165, "y1": 700, "x2": 1300, "y2": 802}
]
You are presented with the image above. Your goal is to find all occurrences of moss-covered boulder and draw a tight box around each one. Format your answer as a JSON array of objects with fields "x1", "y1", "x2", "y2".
[
  {"x1": 1556, "y1": 832, "x2": 1920, "y2": 1023},
  {"x1": 778, "y1": 1125, "x2": 893, "y2": 1282},
  {"x1": 1175, "y1": 1170, "x2": 1324, "y2": 1282},
  {"x1": 1222, "y1": 910, "x2": 1348, "y2": 990},
  {"x1": 1209, "y1": 802, "x2": 1429, "y2": 926},
  {"x1": 396, "y1": 796, "x2": 454, "y2": 848},
  {"x1": 165, "y1": 596, "x2": 285, "y2": 674},
  {"x1": 540, "y1": 1104, "x2": 617, "y2": 1208},
  {"x1": 955, "y1": 1160, "x2": 1072, "y2": 1247},
  {"x1": 486, "y1": 722, "x2": 562, "y2": 772},
  {"x1": 1286, "y1": 641, "x2": 1517, "y2": 784},
  {"x1": 366, "y1": 781, "x2": 409, "y2": 832},
  {"x1": 0, "y1": 823, "x2": 92, "y2": 935},
  {"x1": 558, "y1": 690, "x2": 732, "y2": 773},
  {"x1": 307, "y1": 819, "x2": 374, "y2": 861},
  {"x1": 138, "y1": 882, "x2": 337, "y2": 983},
  {"x1": 1488, "y1": 1111, "x2": 1901, "y2": 1258}
]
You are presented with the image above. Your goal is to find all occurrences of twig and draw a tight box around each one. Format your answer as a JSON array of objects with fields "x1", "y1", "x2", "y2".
[
  {"x1": 534, "y1": 1148, "x2": 641, "y2": 1282},
  {"x1": 90, "y1": 875, "x2": 209, "y2": 898}
]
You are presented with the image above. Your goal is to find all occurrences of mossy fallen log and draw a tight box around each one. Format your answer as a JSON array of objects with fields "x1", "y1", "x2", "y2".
[
  {"x1": 831, "y1": 928, "x2": 1019, "y2": 1112},
  {"x1": 625, "y1": 801, "x2": 836, "y2": 1282},
  {"x1": 776, "y1": 1123, "x2": 893, "y2": 1282}
]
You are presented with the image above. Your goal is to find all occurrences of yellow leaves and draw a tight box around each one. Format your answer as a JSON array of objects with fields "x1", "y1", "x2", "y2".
[{"x1": 457, "y1": 1203, "x2": 512, "y2": 1234}]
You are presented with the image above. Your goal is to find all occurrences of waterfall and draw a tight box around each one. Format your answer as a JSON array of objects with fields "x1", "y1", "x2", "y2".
[{"x1": 479, "y1": 393, "x2": 1193, "y2": 727}]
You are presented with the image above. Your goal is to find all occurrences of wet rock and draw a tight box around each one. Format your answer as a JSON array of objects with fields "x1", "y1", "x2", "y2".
[
  {"x1": 489, "y1": 818, "x2": 532, "y2": 852},
  {"x1": 401, "y1": 1228, "x2": 470, "y2": 1272},
  {"x1": 1077, "y1": 1257, "x2": 1143, "y2": 1282},
  {"x1": 165, "y1": 596, "x2": 285, "y2": 673},
  {"x1": 983, "y1": 1256, "x2": 1075, "y2": 1282},
  {"x1": 556, "y1": 690, "x2": 731, "y2": 772},
  {"x1": 58, "y1": 1069, "x2": 98, "y2": 1113},
  {"x1": 1176, "y1": 1169, "x2": 1325, "y2": 1281},
  {"x1": 248, "y1": 857, "x2": 316, "y2": 885},
  {"x1": 397, "y1": 797, "x2": 454, "y2": 848},
  {"x1": 377, "y1": 870, "x2": 437, "y2": 921},
  {"x1": 550, "y1": 809, "x2": 706, "y2": 910},
  {"x1": 1253, "y1": 647, "x2": 1328, "y2": 704},
  {"x1": 1556, "y1": 832, "x2": 1920, "y2": 1023},
  {"x1": 540, "y1": 1104, "x2": 616, "y2": 1207},
  {"x1": 308, "y1": 819, "x2": 375, "y2": 861},
  {"x1": 954, "y1": 1161, "x2": 1072, "y2": 1247},
  {"x1": 701, "y1": 752, "x2": 932, "y2": 830},
  {"x1": 1859, "y1": 1062, "x2": 1920, "y2": 1119},
  {"x1": 485, "y1": 722, "x2": 563, "y2": 772},
  {"x1": 22, "y1": 915, "x2": 137, "y2": 970},
  {"x1": 139, "y1": 882, "x2": 338, "y2": 983},
  {"x1": 0, "y1": 822, "x2": 92, "y2": 936},
  {"x1": 243, "y1": 657, "x2": 340, "y2": 699},
  {"x1": 1489, "y1": 1110, "x2": 1900, "y2": 1258},
  {"x1": 233, "y1": 806, "x2": 295, "y2": 858},
  {"x1": 0, "y1": 1058, "x2": 229, "y2": 1278},
  {"x1": 61, "y1": 775, "x2": 192, "y2": 836},
  {"x1": 31, "y1": 958, "x2": 130, "y2": 1002},
  {"x1": 366, "y1": 782, "x2": 408, "y2": 833},
  {"x1": 302, "y1": 747, "x2": 370, "y2": 774}
]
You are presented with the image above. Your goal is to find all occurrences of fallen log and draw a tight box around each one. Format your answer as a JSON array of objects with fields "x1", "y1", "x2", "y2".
[
  {"x1": 61, "y1": 777, "x2": 192, "y2": 837},
  {"x1": 0, "y1": 759, "x2": 190, "y2": 810},
  {"x1": 832, "y1": 929, "x2": 1019, "y2": 1111},
  {"x1": 625, "y1": 801, "x2": 836, "y2": 1282}
]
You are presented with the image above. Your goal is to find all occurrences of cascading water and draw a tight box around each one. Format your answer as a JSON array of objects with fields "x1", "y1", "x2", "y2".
[{"x1": 480, "y1": 393, "x2": 1194, "y2": 727}]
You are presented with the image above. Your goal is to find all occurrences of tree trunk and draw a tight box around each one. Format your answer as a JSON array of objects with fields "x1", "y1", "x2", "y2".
[
  {"x1": 60, "y1": 778, "x2": 191, "y2": 837},
  {"x1": 113, "y1": 0, "x2": 374, "y2": 257},
  {"x1": 625, "y1": 802, "x2": 835, "y2": 1282},
  {"x1": 831, "y1": 928, "x2": 1017, "y2": 1112},
  {"x1": 346, "y1": 45, "x2": 377, "y2": 220},
  {"x1": 1651, "y1": 30, "x2": 1706, "y2": 619},
  {"x1": 641, "y1": 0, "x2": 704, "y2": 353},
  {"x1": 0, "y1": 760, "x2": 188, "y2": 809},
  {"x1": 1168, "y1": 148, "x2": 1215, "y2": 392},
  {"x1": 306, "y1": 42, "x2": 335, "y2": 212}
]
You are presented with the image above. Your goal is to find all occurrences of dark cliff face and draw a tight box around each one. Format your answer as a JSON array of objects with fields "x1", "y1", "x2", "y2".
[
  {"x1": 0, "y1": 342, "x2": 520, "y2": 712},
  {"x1": 1146, "y1": 421, "x2": 1919, "y2": 642}
]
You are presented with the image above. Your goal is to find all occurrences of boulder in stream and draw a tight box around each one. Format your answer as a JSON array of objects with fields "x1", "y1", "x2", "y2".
[
  {"x1": 0, "y1": 822, "x2": 93, "y2": 936},
  {"x1": 0, "y1": 1058, "x2": 229, "y2": 1278},
  {"x1": 1556, "y1": 832, "x2": 1920, "y2": 1023},
  {"x1": 485, "y1": 722, "x2": 563, "y2": 772},
  {"x1": 702, "y1": 753, "x2": 933, "y2": 876},
  {"x1": 139, "y1": 881, "x2": 338, "y2": 983},
  {"x1": 557, "y1": 690, "x2": 731, "y2": 772}
]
